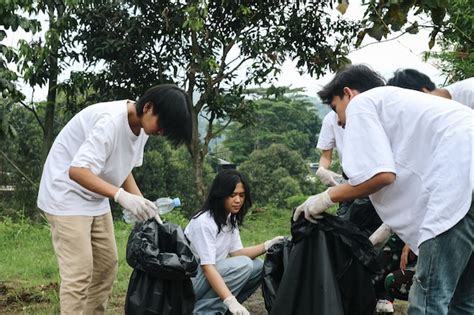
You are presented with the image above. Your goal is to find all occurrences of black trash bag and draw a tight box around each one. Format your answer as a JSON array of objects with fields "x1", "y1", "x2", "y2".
[
  {"x1": 268, "y1": 213, "x2": 378, "y2": 315},
  {"x1": 262, "y1": 237, "x2": 292, "y2": 312},
  {"x1": 125, "y1": 220, "x2": 198, "y2": 315},
  {"x1": 337, "y1": 197, "x2": 383, "y2": 237}
]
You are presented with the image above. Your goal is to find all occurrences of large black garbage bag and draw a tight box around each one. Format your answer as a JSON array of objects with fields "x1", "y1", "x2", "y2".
[
  {"x1": 268, "y1": 214, "x2": 378, "y2": 315},
  {"x1": 125, "y1": 220, "x2": 198, "y2": 315},
  {"x1": 262, "y1": 238, "x2": 292, "y2": 312}
]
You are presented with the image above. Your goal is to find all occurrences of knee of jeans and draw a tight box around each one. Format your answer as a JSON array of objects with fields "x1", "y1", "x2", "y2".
[{"x1": 232, "y1": 256, "x2": 254, "y2": 277}]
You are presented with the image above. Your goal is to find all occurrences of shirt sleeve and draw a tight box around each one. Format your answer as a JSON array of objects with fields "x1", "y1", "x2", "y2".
[
  {"x1": 342, "y1": 102, "x2": 396, "y2": 186},
  {"x1": 188, "y1": 220, "x2": 218, "y2": 265},
  {"x1": 229, "y1": 227, "x2": 243, "y2": 254},
  {"x1": 70, "y1": 117, "x2": 115, "y2": 175},
  {"x1": 316, "y1": 113, "x2": 336, "y2": 150}
]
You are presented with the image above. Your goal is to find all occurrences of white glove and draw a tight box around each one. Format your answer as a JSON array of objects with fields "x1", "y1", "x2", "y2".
[
  {"x1": 264, "y1": 236, "x2": 285, "y2": 251},
  {"x1": 114, "y1": 188, "x2": 156, "y2": 222},
  {"x1": 293, "y1": 189, "x2": 335, "y2": 222},
  {"x1": 369, "y1": 223, "x2": 393, "y2": 250},
  {"x1": 316, "y1": 167, "x2": 344, "y2": 187},
  {"x1": 223, "y1": 295, "x2": 249, "y2": 315}
]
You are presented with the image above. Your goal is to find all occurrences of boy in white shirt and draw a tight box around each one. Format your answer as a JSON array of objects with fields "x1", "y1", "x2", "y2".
[
  {"x1": 294, "y1": 64, "x2": 473, "y2": 315},
  {"x1": 315, "y1": 111, "x2": 345, "y2": 186},
  {"x1": 387, "y1": 68, "x2": 474, "y2": 109},
  {"x1": 37, "y1": 84, "x2": 192, "y2": 314}
]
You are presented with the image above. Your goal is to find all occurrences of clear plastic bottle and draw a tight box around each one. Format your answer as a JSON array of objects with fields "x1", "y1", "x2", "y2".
[{"x1": 123, "y1": 197, "x2": 181, "y2": 224}]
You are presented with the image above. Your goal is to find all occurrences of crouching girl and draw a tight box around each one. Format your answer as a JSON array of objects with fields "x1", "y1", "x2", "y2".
[{"x1": 185, "y1": 170, "x2": 283, "y2": 315}]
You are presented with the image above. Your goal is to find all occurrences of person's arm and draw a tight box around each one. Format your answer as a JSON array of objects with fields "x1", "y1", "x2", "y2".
[
  {"x1": 201, "y1": 264, "x2": 233, "y2": 300},
  {"x1": 69, "y1": 167, "x2": 156, "y2": 221},
  {"x1": 230, "y1": 244, "x2": 265, "y2": 259},
  {"x1": 69, "y1": 166, "x2": 119, "y2": 198},
  {"x1": 328, "y1": 172, "x2": 395, "y2": 202},
  {"x1": 230, "y1": 235, "x2": 285, "y2": 259},
  {"x1": 122, "y1": 173, "x2": 142, "y2": 196},
  {"x1": 318, "y1": 149, "x2": 333, "y2": 169},
  {"x1": 294, "y1": 172, "x2": 395, "y2": 222},
  {"x1": 201, "y1": 264, "x2": 249, "y2": 314}
]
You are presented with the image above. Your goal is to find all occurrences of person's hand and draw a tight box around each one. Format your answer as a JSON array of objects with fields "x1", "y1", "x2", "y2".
[
  {"x1": 369, "y1": 223, "x2": 392, "y2": 250},
  {"x1": 293, "y1": 189, "x2": 335, "y2": 223},
  {"x1": 316, "y1": 167, "x2": 343, "y2": 187},
  {"x1": 264, "y1": 236, "x2": 285, "y2": 251},
  {"x1": 114, "y1": 188, "x2": 156, "y2": 222},
  {"x1": 400, "y1": 244, "x2": 412, "y2": 274},
  {"x1": 223, "y1": 295, "x2": 249, "y2": 315}
]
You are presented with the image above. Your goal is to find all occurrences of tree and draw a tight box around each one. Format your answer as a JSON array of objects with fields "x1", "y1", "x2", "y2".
[
  {"x1": 356, "y1": 0, "x2": 473, "y2": 81},
  {"x1": 223, "y1": 88, "x2": 321, "y2": 164},
  {"x1": 68, "y1": 1, "x2": 360, "y2": 200},
  {"x1": 238, "y1": 144, "x2": 319, "y2": 207}
]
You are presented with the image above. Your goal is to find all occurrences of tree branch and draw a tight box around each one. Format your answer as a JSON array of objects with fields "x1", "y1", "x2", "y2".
[
  {"x1": 19, "y1": 100, "x2": 45, "y2": 134},
  {"x1": 0, "y1": 150, "x2": 38, "y2": 188}
]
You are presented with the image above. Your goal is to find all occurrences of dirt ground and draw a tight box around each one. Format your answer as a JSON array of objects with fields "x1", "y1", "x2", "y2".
[{"x1": 243, "y1": 288, "x2": 409, "y2": 315}]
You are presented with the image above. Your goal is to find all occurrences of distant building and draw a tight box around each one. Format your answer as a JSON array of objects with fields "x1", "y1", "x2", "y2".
[
  {"x1": 217, "y1": 158, "x2": 236, "y2": 171},
  {"x1": 308, "y1": 162, "x2": 319, "y2": 175}
]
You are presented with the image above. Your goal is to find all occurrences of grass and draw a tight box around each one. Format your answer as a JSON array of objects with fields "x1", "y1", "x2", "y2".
[{"x1": 0, "y1": 206, "x2": 292, "y2": 314}]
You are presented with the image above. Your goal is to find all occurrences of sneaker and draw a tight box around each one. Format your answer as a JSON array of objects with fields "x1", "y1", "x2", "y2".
[{"x1": 376, "y1": 299, "x2": 394, "y2": 313}]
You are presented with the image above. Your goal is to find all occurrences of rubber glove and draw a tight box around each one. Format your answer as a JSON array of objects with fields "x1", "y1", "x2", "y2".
[
  {"x1": 293, "y1": 189, "x2": 335, "y2": 222},
  {"x1": 114, "y1": 188, "x2": 156, "y2": 222},
  {"x1": 316, "y1": 167, "x2": 344, "y2": 187},
  {"x1": 264, "y1": 236, "x2": 285, "y2": 251},
  {"x1": 223, "y1": 296, "x2": 249, "y2": 315},
  {"x1": 369, "y1": 223, "x2": 392, "y2": 250}
]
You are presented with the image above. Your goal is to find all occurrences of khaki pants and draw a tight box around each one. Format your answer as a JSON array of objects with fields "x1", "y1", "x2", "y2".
[{"x1": 45, "y1": 212, "x2": 118, "y2": 315}]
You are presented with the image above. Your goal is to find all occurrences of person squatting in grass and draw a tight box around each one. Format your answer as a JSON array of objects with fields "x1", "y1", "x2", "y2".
[
  {"x1": 293, "y1": 64, "x2": 473, "y2": 315},
  {"x1": 185, "y1": 169, "x2": 284, "y2": 315},
  {"x1": 37, "y1": 84, "x2": 192, "y2": 315}
]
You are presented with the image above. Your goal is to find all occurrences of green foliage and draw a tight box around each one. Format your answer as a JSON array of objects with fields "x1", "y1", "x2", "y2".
[
  {"x1": 285, "y1": 194, "x2": 308, "y2": 210},
  {"x1": 224, "y1": 93, "x2": 321, "y2": 164},
  {"x1": 238, "y1": 144, "x2": 318, "y2": 207},
  {"x1": 424, "y1": 0, "x2": 473, "y2": 81}
]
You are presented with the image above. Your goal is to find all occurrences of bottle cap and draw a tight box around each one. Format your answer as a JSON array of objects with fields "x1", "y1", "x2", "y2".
[{"x1": 173, "y1": 197, "x2": 181, "y2": 207}]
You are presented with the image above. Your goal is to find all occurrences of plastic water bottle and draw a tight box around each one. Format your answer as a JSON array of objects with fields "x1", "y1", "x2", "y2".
[
  {"x1": 154, "y1": 197, "x2": 181, "y2": 215},
  {"x1": 123, "y1": 197, "x2": 181, "y2": 224}
]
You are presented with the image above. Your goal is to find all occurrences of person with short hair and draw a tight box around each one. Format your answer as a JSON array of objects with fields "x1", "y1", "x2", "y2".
[
  {"x1": 387, "y1": 68, "x2": 474, "y2": 109},
  {"x1": 37, "y1": 84, "x2": 192, "y2": 314},
  {"x1": 185, "y1": 170, "x2": 284, "y2": 315},
  {"x1": 294, "y1": 64, "x2": 473, "y2": 314}
]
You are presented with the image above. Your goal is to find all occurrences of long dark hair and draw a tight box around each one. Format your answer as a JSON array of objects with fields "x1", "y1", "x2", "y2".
[{"x1": 192, "y1": 169, "x2": 253, "y2": 233}]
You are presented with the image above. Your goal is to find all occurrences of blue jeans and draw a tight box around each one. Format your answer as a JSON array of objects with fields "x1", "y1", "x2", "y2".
[
  {"x1": 192, "y1": 256, "x2": 263, "y2": 315},
  {"x1": 408, "y1": 197, "x2": 474, "y2": 315}
]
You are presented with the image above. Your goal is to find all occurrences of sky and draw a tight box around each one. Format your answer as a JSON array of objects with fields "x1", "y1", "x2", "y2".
[
  {"x1": 273, "y1": 2, "x2": 446, "y2": 97},
  {"x1": 5, "y1": 1, "x2": 446, "y2": 101}
]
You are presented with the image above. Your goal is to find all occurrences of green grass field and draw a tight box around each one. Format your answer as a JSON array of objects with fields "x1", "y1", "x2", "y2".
[{"x1": 0, "y1": 207, "x2": 292, "y2": 314}]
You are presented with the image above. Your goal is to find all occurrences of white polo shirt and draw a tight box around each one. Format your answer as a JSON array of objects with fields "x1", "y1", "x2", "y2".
[
  {"x1": 445, "y1": 77, "x2": 474, "y2": 109},
  {"x1": 184, "y1": 211, "x2": 243, "y2": 265},
  {"x1": 316, "y1": 111, "x2": 345, "y2": 159},
  {"x1": 342, "y1": 86, "x2": 473, "y2": 254},
  {"x1": 37, "y1": 100, "x2": 148, "y2": 216}
]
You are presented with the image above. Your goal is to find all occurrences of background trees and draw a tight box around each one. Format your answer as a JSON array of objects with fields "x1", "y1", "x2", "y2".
[{"x1": 1, "y1": 0, "x2": 472, "y2": 219}]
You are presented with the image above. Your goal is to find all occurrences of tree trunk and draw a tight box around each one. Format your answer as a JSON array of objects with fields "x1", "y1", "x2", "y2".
[
  {"x1": 41, "y1": 58, "x2": 58, "y2": 164},
  {"x1": 41, "y1": 6, "x2": 60, "y2": 164},
  {"x1": 189, "y1": 106, "x2": 206, "y2": 202}
]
